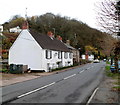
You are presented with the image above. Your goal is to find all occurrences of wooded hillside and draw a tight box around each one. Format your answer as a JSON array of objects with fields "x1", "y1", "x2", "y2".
[{"x1": 2, "y1": 13, "x2": 116, "y2": 58}]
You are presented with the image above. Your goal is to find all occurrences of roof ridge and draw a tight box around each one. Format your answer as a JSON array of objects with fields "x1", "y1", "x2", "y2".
[{"x1": 29, "y1": 29, "x2": 70, "y2": 52}]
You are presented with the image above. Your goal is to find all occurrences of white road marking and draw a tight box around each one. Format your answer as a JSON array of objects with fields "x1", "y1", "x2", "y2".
[
  {"x1": 64, "y1": 74, "x2": 76, "y2": 80},
  {"x1": 17, "y1": 82, "x2": 55, "y2": 98},
  {"x1": 79, "y1": 70, "x2": 85, "y2": 73},
  {"x1": 86, "y1": 87, "x2": 99, "y2": 105},
  {"x1": 87, "y1": 67, "x2": 91, "y2": 70}
]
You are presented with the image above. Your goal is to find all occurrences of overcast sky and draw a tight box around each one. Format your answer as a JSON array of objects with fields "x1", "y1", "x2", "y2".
[{"x1": 1, "y1": 0, "x2": 100, "y2": 29}]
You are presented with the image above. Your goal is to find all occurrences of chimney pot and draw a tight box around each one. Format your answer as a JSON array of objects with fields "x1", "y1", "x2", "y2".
[
  {"x1": 47, "y1": 31, "x2": 54, "y2": 38},
  {"x1": 57, "y1": 35, "x2": 62, "y2": 41},
  {"x1": 22, "y1": 21, "x2": 29, "y2": 29},
  {"x1": 66, "y1": 40, "x2": 70, "y2": 45}
]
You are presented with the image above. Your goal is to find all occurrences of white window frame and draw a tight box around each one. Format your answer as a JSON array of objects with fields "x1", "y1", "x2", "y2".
[
  {"x1": 69, "y1": 53, "x2": 72, "y2": 59},
  {"x1": 58, "y1": 51, "x2": 62, "y2": 59},
  {"x1": 64, "y1": 52, "x2": 68, "y2": 59},
  {"x1": 46, "y1": 50, "x2": 52, "y2": 59}
]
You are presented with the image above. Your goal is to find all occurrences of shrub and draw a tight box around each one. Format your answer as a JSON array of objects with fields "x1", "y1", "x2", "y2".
[
  {"x1": 52, "y1": 65, "x2": 74, "y2": 72},
  {"x1": 79, "y1": 59, "x2": 91, "y2": 64},
  {"x1": 1, "y1": 64, "x2": 9, "y2": 73}
]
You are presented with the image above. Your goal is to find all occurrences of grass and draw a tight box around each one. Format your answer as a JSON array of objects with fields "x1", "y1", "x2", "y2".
[
  {"x1": 105, "y1": 65, "x2": 120, "y2": 90},
  {"x1": 113, "y1": 86, "x2": 120, "y2": 89},
  {"x1": 106, "y1": 61, "x2": 111, "y2": 64},
  {"x1": 105, "y1": 65, "x2": 120, "y2": 78},
  {"x1": 105, "y1": 65, "x2": 114, "y2": 77}
]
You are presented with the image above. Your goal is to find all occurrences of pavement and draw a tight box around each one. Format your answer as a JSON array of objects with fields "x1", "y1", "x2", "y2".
[{"x1": 90, "y1": 75, "x2": 120, "y2": 104}]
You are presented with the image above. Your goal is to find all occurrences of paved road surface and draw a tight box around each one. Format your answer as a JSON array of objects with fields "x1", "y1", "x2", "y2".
[{"x1": 2, "y1": 62, "x2": 105, "y2": 104}]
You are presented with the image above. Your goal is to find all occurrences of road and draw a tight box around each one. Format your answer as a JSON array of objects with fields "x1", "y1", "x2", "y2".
[{"x1": 2, "y1": 62, "x2": 105, "y2": 104}]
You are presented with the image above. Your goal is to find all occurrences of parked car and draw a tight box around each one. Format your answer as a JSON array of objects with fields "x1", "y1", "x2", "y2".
[
  {"x1": 93, "y1": 59, "x2": 100, "y2": 63},
  {"x1": 103, "y1": 59, "x2": 106, "y2": 62},
  {"x1": 110, "y1": 63, "x2": 115, "y2": 72},
  {"x1": 110, "y1": 61, "x2": 120, "y2": 73},
  {"x1": 118, "y1": 61, "x2": 120, "y2": 72}
]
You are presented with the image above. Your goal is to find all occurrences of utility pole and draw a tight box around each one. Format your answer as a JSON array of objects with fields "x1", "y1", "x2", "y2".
[{"x1": 25, "y1": 8, "x2": 28, "y2": 20}]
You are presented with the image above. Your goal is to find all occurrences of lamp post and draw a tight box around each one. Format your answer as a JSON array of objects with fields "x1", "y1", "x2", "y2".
[
  {"x1": 78, "y1": 48, "x2": 81, "y2": 64},
  {"x1": 78, "y1": 48, "x2": 81, "y2": 58}
]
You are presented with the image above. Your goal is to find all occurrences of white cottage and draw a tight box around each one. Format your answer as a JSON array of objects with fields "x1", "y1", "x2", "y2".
[
  {"x1": 9, "y1": 22, "x2": 73, "y2": 72},
  {"x1": 9, "y1": 26, "x2": 22, "y2": 33}
]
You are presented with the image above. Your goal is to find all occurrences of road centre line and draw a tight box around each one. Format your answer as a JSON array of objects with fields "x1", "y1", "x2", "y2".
[
  {"x1": 18, "y1": 67, "x2": 92, "y2": 99},
  {"x1": 64, "y1": 74, "x2": 76, "y2": 80},
  {"x1": 79, "y1": 70, "x2": 85, "y2": 73},
  {"x1": 15, "y1": 69, "x2": 86, "y2": 99},
  {"x1": 87, "y1": 67, "x2": 91, "y2": 70},
  {"x1": 17, "y1": 82, "x2": 55, "y2": 98}
]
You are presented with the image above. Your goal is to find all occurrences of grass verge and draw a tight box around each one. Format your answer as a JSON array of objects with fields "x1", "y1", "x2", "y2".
[{"x1": 105, "y1": 65, "x2": 120, "y2": 91}]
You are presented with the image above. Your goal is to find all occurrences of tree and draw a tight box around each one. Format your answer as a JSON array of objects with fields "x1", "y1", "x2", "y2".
[
  {"x1": 9, "y1": 17, "x2": 25, "y2": 28},
  {"x1": 96, "y1": 0, "x2": 120, "y2": 72},
  {"x1": 96, "y1": 0, "x2": 119, "y2": 34}
]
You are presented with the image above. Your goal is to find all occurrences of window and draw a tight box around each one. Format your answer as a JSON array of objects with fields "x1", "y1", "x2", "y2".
[
  {"x1": 58, "y1": 51, "x2": 62, "y2": 59},
  {"x1": 46, "y1": 50, "x2": 52, "y2": 59},
  {"x1": 69, "y1": 53, "x2": 72, "y2": 59},
  {"x1": 64, "y1": 52, "x2": 68, "y2": 59}
]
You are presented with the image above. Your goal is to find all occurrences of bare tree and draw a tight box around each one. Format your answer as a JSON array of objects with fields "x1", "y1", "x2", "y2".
[
  {"x1": 96, "y1": 0, "x2": 120, "y2": 72},
  {"x1": 96, "y1": 0, "x2": 119, "y2": 34}
]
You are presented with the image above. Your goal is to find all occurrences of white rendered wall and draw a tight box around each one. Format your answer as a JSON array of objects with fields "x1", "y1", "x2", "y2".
[
  {"x1": 43, "y1": 51, "x2": 73, "y2": 72},
  {"x1": 9, "y1": 29, "x2": 73, "y2": 72},
  {"x1": 44, "y1": 50, "x2": 64, "y2": 72},
  {"x1": 82, "y1": 55, "x2": 85, "y2": 59},
  {"x1": 88, "y1": 55, "x2": 94, "y2": 61},
  {"x1": 9, "y1": 29, "x2": 45, "y2": 71}
]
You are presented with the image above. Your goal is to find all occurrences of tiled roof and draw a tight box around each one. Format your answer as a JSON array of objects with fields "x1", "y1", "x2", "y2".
[{"x1": 29, "y1": 29, "x2": 70, "y2": 52}]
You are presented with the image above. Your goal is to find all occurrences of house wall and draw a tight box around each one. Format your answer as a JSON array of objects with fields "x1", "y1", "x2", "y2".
[
  {"x1": 9, "y1": 26, "x2": 22, "y2": 33},
  {"x1": 88, "y1": 55, "x2": 94, "y2": 61},
  {"x1": 82, "y1": 54, "x2": 94, "y2": 61},
  {"x1": 9, "y1": 29, "x2": 73, "y2": 72},
  {"x1": 82, "y1": 55, "x2": 86, "y2": 59},
  {"x1": 0, "y1": 25, "x2": 3, "y2": 32},
  {"x1": 43, "y1": 50, "x2": 73, "y2": 72},
  {"x1": 9, "y1": 29, "x2": 45, "y2": 71},
  {"x1": 72, "y1": 49, "x2": 80, "y2": 63},
  {"x1": 62, "y1": 52, "x2": 73, "y2": 67},
  {"x1": 0, "y1": 25, "x2": 3, "y2": 35}
]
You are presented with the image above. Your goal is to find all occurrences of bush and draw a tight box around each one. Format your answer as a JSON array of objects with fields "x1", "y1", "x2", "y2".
[
  {"x1": 2, "y1": 53, "x2": 8, "y2": 59},
  {"x1": 52, "y1": 65, "x2": 74, "y2": 72},
  {"x1": 106, "y1": 61, "x2": 110, "y2": 64},
  {"x1": 79, "y1": 59, "x2": 91, "y2": 64},
  {"x1": 0, "y1": 69, "x2": 9, "y2": 73},
  {"x1": 1, "y1": 64, "x2": 9, "y2": 73},
  {"x1": 105, "y1": 65, "x2": 120, "y2": 78}
]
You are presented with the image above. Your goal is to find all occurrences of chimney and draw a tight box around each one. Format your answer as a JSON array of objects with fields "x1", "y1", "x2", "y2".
[
  {"x1": 47, "y1": 31, "x2": 54, "y2": 38},
  {"x1": 22, "y1": 21, "x2": 29, "y2": 29},
  {"x1": 66, "y1": 40, "x2": 70, "y2": 45},
  {"x1": 57, "y1": 35, "x2": 62, "y2": 42}
]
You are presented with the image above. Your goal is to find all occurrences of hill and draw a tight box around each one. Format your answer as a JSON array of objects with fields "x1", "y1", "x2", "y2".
[{"x1": 2, "y1": 13, "x2": 116, "y2": 58}]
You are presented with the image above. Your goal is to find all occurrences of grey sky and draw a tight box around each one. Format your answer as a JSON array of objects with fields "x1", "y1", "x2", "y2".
[{"x1": 1, "y1": 0, "x2": 100, "y2": 29}]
